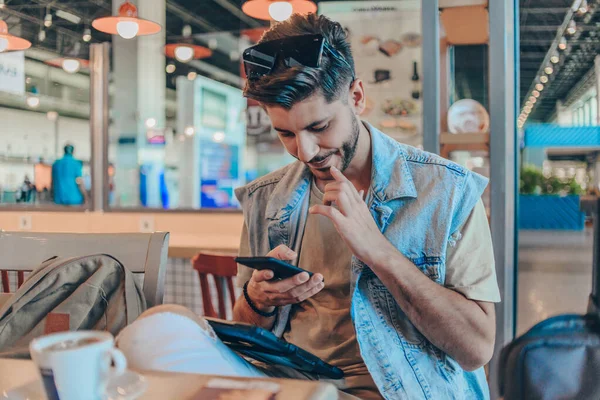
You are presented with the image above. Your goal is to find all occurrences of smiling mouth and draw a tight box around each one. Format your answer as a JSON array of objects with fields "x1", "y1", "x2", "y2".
[{"x1": 309, "y1": 154, "x2": 333, "y2": 168}]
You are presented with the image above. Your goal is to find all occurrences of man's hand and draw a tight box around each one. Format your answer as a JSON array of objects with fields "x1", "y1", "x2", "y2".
[
  {"x1": 309, "y1": 166, "x2": 391, "y2": 264},
  {"x1": 246, "y1": 244, "x2": 324, "y2": 313}
]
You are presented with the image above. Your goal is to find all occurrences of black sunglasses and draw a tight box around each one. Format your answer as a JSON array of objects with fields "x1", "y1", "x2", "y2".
[{"x1": 242, "y1": 34, "x2": 354, "y2": 81}]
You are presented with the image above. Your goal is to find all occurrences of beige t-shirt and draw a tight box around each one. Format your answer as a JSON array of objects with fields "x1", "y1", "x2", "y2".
[
  {"x1": 283, "y1": 182, "x2": 380, "y2": 399},
  {"x1": 237, "y1": 180, "x2": 500, "y2": 399}
]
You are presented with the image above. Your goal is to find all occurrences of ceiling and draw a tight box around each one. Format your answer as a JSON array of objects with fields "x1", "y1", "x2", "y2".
[
  {"x1": 519, "y1": 0, "x2": 600, "y2": 122},
  {"x1": 1, "y1": 0, "x2": 597, "y2": 123}
]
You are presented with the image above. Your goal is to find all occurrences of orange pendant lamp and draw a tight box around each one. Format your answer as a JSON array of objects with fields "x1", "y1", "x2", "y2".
[
  {"x1": 92, "y1": 1, "x2": 161, "y2": 39},
  {"x1": 242, "y1": 0, "x2": 317, "y2": 22},
  {"x1": 164, "y1": 43, "x2": 212, "y2": 63},
  {"x1": 0, "y1": 20, "x2": 31, "y2": 52},
  {"x1": 164, "y1": 26, "x2": 212, "y2": 63},
  {"x1": 45, "y1": 58, "x2": 90, "y2": 74}
]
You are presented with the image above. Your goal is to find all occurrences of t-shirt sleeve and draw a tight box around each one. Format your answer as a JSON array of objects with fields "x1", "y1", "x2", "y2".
[{"x1": 445, "y1": 199, "x2": 501, "y2": 303}]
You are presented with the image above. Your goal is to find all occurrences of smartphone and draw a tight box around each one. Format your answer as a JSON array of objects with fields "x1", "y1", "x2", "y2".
[{"x1": 235, "y1": 257, "x2": 314, "y2": 280}]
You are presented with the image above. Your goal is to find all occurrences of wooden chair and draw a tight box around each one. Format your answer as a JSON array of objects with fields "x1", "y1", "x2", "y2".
[
  {"x1": 0, "y1": 231, "x2": 170, "y2": 307},
  {"x1": 192, "y1": 252, "x2": 238, "y2": 320}
]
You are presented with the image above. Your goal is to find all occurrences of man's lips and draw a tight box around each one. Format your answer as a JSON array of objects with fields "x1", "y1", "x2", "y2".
[{"x1": 309, "y1": 154, "x2": 333, "y2": 168}]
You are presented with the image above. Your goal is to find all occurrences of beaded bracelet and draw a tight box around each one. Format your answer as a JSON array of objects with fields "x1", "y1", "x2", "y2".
[{"x1": 243, "y1": 281, "x2": 278, "y2": 318}]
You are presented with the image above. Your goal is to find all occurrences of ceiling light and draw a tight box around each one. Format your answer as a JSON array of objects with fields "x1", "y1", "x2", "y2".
[
  {"x1": 212, "y1": 131, "x2": 225, "y2": 143},
  {"x1": 184, "y1": 126, "x2": 195, "y2": 136},
  {"x1": 558, "y1": 37, "x2": 567, "y2": 50},
  {"x1": 26, "y1": 95, "x2": 40, "y2": 108},
  {"x1": 0, "y1": 0, "x2": 5, "y2": 9},
  {"x1": 269, "y1": 2, "x2": 294, "y2": 21},
  {"x1": 25, "y1": 77, "x2": 31, "y2": 84},
  {"x1": 530, "y1": 96, "x2": 537, "y2": 104},
  {"x1": 182, "y1": 24, "x2": 192, "y2": 37},
  {"x1": 0, "y1": 20, "x2": 33, "y2": 51},
  {"x1": 187, "y1": 71, "x2": 197, "y2": 80},
  {"x1": 532, "y1": 90, "x2": 540, "y2": 98},
  {"x1": 174, "y1": 45, "x2": 194, "y2": 62},
  {"x1": 47, "y1": 111, "x2": 58, "y2": 121},
  {"x1": 92, "y1": 1, "x2": 160, "y2": 39},
  {"x1": 44, "y1": 13, "x2": 53, "y2": 28},
  {"x1": 62, "y1": 58, "x2": 81, "y2": 74},
  {"x1": 242, "y1": 0, "x2": 317, "y2": 21},
  {"x1": 535, "y1": 83, "x2": 544, "y2": 91},
  {"x1": 540, "y1": 75, "x2": 548, "y2": 83},
  {"x1": 38, "y1": 29, "x2": 46, "y2": 42},
  {"x1": 208, "y1": 38, "x2": 218, "y2": 50},
  {"x1": 116, "y1": 21, "x2": 139, "y2": 39},
  {"x1": 166, "y1": 63, "x2": 176, "y2": 74},
  {"x1": 83, "y1": 28, "x2": 92, "y2": 42},
  {"x1": 526, "y1": 101, "x2": 532, "y2": 107},
  {"x1": 544, "y1": 66, "x2": 554, "y2": 75},
  {"x1": 145, "y1": 118, "x2": 157, "y2": 128},
  {"x1": 229, "y1": 50, "x2": 240, "y2": 61},
  {"x1": 55, "y1": 9, "x2": 81, "y2": 24},
  {"x1": 550, "y1": 52, "x2": 560, "y2": 64},
  {"x1": 578, "y1": 0, "x2": 588, "y2": 15},
  {"x1": 567, "y1": 20, "x2": 576, "y2": 35}
]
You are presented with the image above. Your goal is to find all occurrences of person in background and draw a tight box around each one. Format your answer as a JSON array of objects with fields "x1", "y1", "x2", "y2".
[
  {"x1": 51, "y1": 144, "x2": 87, "y2": 206},
  {"x1": 17, "y1": 176, "x2": 35, "y2": 203}
]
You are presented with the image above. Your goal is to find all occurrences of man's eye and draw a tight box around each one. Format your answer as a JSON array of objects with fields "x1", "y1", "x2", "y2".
[
  {"x1": 311, "y1": 124, "x2": 329, "y2": 132},
  {"x1": 279, "y1": 132, "x2": 295, "y2": 138}
]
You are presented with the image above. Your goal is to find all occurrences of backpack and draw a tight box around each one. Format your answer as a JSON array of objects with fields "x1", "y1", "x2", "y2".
[{"x1": 0, "y1": 254, "x2": 147, "y2": 357}]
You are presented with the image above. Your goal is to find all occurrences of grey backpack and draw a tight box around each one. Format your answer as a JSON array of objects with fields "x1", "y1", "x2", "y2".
[{"x1": 0, "y1": 254, "x2": 146, "y2": 357}]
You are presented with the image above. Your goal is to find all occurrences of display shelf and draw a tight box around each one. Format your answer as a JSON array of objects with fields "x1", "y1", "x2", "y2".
[{"x1": 440, "y1": 132, "x2": 490, "y2": 158}]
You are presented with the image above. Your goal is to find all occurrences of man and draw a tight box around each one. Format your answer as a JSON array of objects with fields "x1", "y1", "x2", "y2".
[
  {"x1": 51, "y1": 144, "x2": 87, "y2": 206},
  {"x1": 232, "y1": 13, "x2": 500, "y2": 400}
]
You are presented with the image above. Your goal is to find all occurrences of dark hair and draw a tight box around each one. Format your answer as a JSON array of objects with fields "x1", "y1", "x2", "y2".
[
  {"x1": 64, "y1": 144, "x2": 74, "y2": 155},
  {"x1": 243, "y1": 14, "x2": 355, "y2": 109}
]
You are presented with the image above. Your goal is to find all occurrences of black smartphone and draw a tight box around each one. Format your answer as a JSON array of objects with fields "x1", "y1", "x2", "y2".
[{"x1": 235, "y1": 256, "x2": 314, "y2": 280}]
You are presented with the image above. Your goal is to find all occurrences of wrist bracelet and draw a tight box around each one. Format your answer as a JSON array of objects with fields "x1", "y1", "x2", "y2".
[{"x1": 243, "y1": 281, "x2": 278, "y2": 318}]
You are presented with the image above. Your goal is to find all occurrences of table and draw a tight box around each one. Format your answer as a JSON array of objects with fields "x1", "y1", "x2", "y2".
[
  {"x1": 0, "y1": 359, "x2": 338, "y2": 400},
  {"x1": 168, "y1": 234, "x2": 240, "y2": 259}
]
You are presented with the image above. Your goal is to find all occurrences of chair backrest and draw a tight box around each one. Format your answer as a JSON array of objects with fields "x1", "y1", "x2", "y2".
[
  {"x1": 0, "y1": 231, "x2": 169, "y2": 307},
  {"x1": 192, "y1": 252, "x2": 237, "y2": 319}
]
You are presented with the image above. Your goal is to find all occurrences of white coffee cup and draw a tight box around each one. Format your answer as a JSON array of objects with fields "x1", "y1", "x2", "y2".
[{"x1": 30, "y1": 330, "x2": 127, "y2": 400}]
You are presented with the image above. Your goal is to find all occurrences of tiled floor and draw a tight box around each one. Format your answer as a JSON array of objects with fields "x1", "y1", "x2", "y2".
[{"x1": 517, "y1": 229, "x2": 594, "y2": 335}]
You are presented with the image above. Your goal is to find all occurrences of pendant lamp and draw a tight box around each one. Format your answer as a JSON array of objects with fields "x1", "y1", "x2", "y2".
[
  {"x1": 92, "y1": 1, "x2": 161, "y2": 39},
  {"x1": 242, "y1": 0, "x2": 317, "y2": 22}
]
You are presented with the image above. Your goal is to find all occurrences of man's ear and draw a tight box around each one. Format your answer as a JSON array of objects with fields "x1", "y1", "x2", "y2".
[{"x1": 348, "y1": 79, "x2": 366, "y2": 115}]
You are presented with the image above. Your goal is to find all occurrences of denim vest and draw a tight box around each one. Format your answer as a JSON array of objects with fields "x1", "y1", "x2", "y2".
[{"x1": 235, "y1": 123, "x2": 490, "y2": 400}]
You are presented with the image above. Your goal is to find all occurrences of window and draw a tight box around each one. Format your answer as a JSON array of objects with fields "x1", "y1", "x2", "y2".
[{"x1": 0, "y1": 51, "x2": 91, "y2": 208}]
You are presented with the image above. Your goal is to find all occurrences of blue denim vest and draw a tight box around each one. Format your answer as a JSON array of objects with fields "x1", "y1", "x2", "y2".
[{"x1": 235, "y1": 123, "x2": 490, "y2": 399}]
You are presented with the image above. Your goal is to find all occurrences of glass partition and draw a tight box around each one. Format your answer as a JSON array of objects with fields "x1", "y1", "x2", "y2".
[{"x1": 0, "y1": 46, "x2": 92, "y2": 208}]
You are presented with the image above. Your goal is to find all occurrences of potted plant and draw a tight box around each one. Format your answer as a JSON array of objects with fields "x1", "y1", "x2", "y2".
[{"x1": 519, "y1": 165, "x2": 586, "y2": 230}]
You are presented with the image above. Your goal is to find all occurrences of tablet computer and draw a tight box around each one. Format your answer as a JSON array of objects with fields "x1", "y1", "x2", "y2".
[{"x1": 205, "y1": 317, "x2": 344, "y2": 380}]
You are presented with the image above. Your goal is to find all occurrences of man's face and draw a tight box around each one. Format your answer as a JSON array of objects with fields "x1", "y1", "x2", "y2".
[{"x1": 265, "y1": 92, "x2": 361, "y2": 181}]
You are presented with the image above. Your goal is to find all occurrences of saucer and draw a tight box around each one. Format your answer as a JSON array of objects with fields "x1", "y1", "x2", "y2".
[
  {"x1": 2, "y1": 370, "x2": 147, "y2": 400},
  {"x1": 104, "y1": 370, "x2": 148, "y2": 400}
]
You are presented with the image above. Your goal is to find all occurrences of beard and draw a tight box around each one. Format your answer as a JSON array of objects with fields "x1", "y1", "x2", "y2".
[
  {"x1": 306, "y1": 108, "x2": 361, "y2": 172},
  {"x1": 340, "y1": 109, "x2": 361, "y2": 172}
]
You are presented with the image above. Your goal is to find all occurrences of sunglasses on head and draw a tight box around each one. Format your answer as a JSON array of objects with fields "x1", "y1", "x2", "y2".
[{"x1": 242, "y1": 33, "x2": 355, "y2": 81}]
